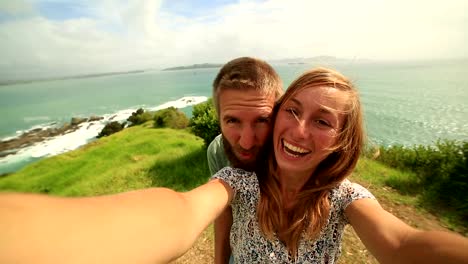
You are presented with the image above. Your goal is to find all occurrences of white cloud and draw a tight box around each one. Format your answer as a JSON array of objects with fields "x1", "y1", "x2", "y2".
[
  {"x1": 0, "y1": 0, "x2": 34, "y2": 15},
  {"x1": 0, "y1": 0, "x2": 467, "y2": 80}
]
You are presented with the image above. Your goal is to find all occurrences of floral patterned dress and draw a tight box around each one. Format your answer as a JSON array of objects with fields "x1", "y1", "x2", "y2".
[{"x1": 211, "y1": 167, "x2": 376, "y2": 263}]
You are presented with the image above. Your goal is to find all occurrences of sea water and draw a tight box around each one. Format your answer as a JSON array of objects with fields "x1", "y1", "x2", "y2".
[{"x1": 1, "y1": 59, "x2": 467, "y2": 174}]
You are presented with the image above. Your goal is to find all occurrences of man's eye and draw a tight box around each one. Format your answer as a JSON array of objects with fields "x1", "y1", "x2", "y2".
[
  {"x1": 226, "y1": 118, "x2": 238, "y2": 124},
  {"x1": 257, "y1": 117, "x2": 270, "y2": 124}
]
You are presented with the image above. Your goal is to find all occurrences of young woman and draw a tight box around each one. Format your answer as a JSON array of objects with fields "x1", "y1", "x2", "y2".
[
  {"x1": 211, "y1": 67, "x2": 468, "y2": 263},
  {"x1": 1, "y1": 68, "x2": 467, "y2": 264}
]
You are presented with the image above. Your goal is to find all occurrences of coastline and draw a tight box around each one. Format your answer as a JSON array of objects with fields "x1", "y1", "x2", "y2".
[
  {"x1": 0, "y1": 116, "x2": 103, "y2": 158},
  {"x1": 0, "y1": 96, "x2": 208, "y2": 175}
]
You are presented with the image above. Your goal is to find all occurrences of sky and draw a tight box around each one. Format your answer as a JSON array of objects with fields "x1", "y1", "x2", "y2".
[{"x1": 0, "y1": 0, "x2": 467, "y2": 80}]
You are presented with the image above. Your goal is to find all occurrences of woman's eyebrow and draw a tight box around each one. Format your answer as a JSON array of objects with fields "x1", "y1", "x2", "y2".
[
  {"x1": 319, "y1": 107, "x2": 334, "y2": 115},
  {"x1": 291, "y1": 97, "x2": 334, "y2": 115},
  {"x1": 290, "y1": 97, "x2": 302, "y2": 107}
]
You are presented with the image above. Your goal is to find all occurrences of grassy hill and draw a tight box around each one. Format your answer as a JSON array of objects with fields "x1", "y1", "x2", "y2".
[
  {"x1": 0, "y1": 123, "x2": 209, "y2": 196},
  {"x1": 0, "y1": 122, "x2": 465, "y2": 263}
]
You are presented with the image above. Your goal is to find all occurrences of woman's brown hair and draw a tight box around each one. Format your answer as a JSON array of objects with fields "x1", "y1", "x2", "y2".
[{"x1": 256, "y1": 67, "x2": 365, "y2": 259}]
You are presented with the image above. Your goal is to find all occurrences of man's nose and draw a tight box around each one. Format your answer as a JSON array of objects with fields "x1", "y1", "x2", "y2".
[{"x1": 238, "y1": 126, "x2": 255, "y2": 150}]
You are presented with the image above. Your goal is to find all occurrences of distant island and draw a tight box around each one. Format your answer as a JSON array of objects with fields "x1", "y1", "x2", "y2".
[
  {"x1": 162, "y1": 63, "x2": 223, "y2": 71},
  {"x1": 161, "y1": 57, "x2": 357, "y2": 71},
  {"x1": 0, "y1": 70, "x2": 146, "y2": 86},
  {"x1": 270, "y1": 56, "x2": 356, "y2": 64}
]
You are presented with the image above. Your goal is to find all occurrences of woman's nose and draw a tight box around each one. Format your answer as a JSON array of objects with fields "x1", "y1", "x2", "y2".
[{"x1": 293, "y1": 119, "x2": 309, "y2": 139}]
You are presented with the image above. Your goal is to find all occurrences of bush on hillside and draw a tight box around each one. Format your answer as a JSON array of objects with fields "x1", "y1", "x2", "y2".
[
  {"x1": 376, "y1": 140, "x2": 468, "y2": 220},
  {"x1": 97, "y1": 121, "x2": 125, "y2": 138},
  {"x1": 127, "y1": 108, "x2": 153, "y2": 126},
  {"x1": 153, "y1": 107, "x2": 189, "y2": 129},
  {"x1": 189, "y1": 98, "x2": 220, "y2": 146}
]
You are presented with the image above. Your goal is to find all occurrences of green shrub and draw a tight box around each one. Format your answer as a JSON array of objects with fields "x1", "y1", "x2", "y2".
[
  {"x1": 127, "y1": 108, "x2": 153, "y2": 126},
  {"x1": 376, "y1": 140, "x2": 468, "y2": 220},
  {"x1": 153, "y1": 107, "x2": 189, "y2": 129},
  {"x1": 189, "y1": 98, "x2": 220, "y2": 146},
  {"x1": 97, "y1": 121, "x2": 125, "y2": 138}
]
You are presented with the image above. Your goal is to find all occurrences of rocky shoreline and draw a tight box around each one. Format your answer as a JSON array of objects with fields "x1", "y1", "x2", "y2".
[{"x1": 0, "y1": 116, "x2": 103, "y2": 158}]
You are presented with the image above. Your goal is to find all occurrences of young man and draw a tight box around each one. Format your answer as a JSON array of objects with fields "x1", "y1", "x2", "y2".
[
  {"x1": 0, "y1": 57, "x2": 285, "y2": 264},
  {"x1": 207, "y1": 57, "x2": 283, "y2": 264}
]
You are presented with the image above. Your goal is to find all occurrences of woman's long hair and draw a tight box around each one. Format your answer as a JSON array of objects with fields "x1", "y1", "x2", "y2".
[{"x1": 256, "y1": 67, "x2": 365, "y2": 258}]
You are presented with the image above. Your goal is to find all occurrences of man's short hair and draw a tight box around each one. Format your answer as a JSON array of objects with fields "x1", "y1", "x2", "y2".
[{"x1": 212, "y1": 57, "x2": 283, "y2": 115}]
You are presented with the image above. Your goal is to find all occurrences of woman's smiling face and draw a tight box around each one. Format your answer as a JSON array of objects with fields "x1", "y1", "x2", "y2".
[{"x1": 273, "y1": 86, "x2": 349, "y2": 177}]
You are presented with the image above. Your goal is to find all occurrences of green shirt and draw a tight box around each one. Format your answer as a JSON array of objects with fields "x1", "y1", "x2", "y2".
[{"x1": 207, "y1": 134, "x2": 230, "y2": 176}]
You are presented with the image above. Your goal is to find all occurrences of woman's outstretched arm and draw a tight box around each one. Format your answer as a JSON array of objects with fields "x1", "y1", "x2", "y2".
[
  {"x1": 346, "y1": 199, "x2": 468, "y2": 264},
  {"x1": 0, "y1": 179, "x2": 232, "y2": 264}
]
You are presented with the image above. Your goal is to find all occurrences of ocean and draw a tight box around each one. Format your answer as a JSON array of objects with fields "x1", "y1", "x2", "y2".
[{"x1": 1, "y1": 59, "x2": 467, "y2": 174}]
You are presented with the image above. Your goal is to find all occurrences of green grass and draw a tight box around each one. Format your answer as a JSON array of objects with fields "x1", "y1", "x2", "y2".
[
  {"x1": 353, "y1": 158, "x2": 466, "y2": 234},
  {"x1": 352, "y1": 158, "x2": 420, "y2": 206},
  {"x1": 369, "y1": 140, "x2": 468, "y2": 225},
  {"x1": 0, "y1": 123, "x2": 210, "y2": 196}
]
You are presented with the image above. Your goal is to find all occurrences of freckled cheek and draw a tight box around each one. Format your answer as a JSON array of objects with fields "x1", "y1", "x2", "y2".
[
  {"x1": 273, "y1": 125, "x2": 296, "y2": 146},
  {"x1": 321, "y1": 131, "x2": 338, "y2": 147},
  {"x1": 326, "y1": 129, "x2": 339, "y2": 138},
  {"x1": 315, "y1": 130, "x2": 338, "y2": 146},
  {"x1": 274, "y1": 115, "x2": 295, "y2": 132}
]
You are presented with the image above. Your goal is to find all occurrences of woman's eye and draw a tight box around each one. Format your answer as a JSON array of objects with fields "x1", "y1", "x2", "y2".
[
  {"x1": 316, "y1": 119, "x2": 331, "y2": 127},
  {"x1": 285, "y1": 108, "x2": 298, "y2": 116}
]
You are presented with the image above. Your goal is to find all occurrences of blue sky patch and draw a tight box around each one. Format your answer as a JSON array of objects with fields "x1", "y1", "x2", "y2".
[
  {"x1": 161, "y1": 0, "x2": 237, "y2": 18},
  {"x1": 35, "y1": 1, "x2": 92, "y2": 21}
]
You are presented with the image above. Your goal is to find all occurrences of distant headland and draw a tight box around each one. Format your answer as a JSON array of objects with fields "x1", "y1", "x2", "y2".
[
  {"x1": 161, "y1": 56, "x2": 360, "y2": 71},
  {"x1": 269, "y1": 56, "x2": 361, "y2": 64},
  {"x1": 0, "y1": 70, "x2": 146, "y2": 86},
  {"x1": 162, "y1": 63, "x2": 223, "y2": 71}
]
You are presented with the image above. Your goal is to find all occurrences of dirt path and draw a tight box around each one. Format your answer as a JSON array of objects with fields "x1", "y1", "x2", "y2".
[
  {"x1": 172, "y1": 179, "x2": 454, "y2": 264},
  {"x1": 172, "y1": 226, "x2": 215, "y2": 264}
]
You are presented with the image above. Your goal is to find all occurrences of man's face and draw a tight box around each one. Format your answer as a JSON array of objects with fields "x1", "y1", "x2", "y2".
[{"x1": 218, "y1": 89, "x2": 275, "y2": 171}]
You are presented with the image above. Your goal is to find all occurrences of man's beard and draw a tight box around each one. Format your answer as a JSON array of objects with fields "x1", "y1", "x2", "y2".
[{"x1": 222, "y1": 135, "x2": 263, "y2": 172}]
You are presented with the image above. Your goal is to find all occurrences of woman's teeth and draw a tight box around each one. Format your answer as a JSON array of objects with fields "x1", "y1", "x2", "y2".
[{"x1": 283, "y1": 140, "x2": 310, "y2": 157}]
